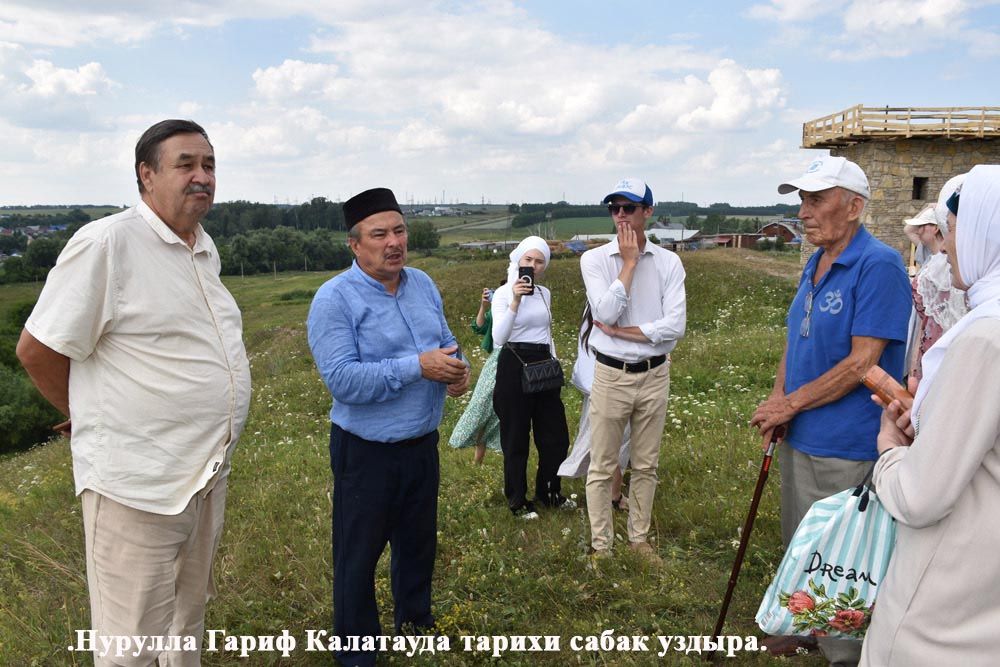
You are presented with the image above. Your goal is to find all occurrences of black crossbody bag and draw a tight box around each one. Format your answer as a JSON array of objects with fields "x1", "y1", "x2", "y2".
[
  {"x1": 508, "y1": 347, "x2": 564, "y2": 394},
  {"x1": 506, "y1": 287, "x2": 564, "y2": 394}
]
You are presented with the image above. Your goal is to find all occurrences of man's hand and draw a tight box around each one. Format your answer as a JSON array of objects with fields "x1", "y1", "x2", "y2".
[
  {"x1": 594, "y1": 320, "x2": 619, "y2": 338},
  {"x1": 447, "y1": 367, "x2": 471, "y2": 397},
  {"x1": 419, "y1": 346, "x2": 468, "y2": 384},
  {"x1": 617, "y1": 221, "x2": 640, "y2": 266},
  {"x1": 750, "y1": 393, "x2": 796, "y2": 449},
  {"x1": 594, "y1": 320, "x2": 651, "y2": 343}
]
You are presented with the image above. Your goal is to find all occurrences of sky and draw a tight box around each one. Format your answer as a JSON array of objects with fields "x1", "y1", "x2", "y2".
[{"x1": 0, "y1": 0, "x2": 998, "y2": 208}]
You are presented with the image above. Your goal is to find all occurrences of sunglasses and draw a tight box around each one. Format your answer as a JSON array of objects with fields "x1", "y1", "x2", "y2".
[
  {"x1": 800, "y1": 290, "x2": 813, "y2": 338},
  {"x1": 607, "y1": 203, "x2": 643, "y2": 215}
]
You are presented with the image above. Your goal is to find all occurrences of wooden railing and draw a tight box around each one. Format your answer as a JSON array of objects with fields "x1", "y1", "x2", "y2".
[{"x1": 802, "y1": 106, "x2": 1000, "y2": 147}]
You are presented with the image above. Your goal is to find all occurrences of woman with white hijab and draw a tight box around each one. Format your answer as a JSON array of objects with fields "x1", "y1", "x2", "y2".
[
  {"x1": 491, "y1": 236, "x2": 571, "y2": 519},
  {"x1": 860, "y1": 165, "x2": 1000, "y2": 666},
  {"x1": 902, "y1": 175, "x2": 968, "y2": 379}
]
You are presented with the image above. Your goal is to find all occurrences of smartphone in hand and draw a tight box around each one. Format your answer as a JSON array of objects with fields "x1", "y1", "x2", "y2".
[{"x1": 517, "y1": 266, "x2": 535, "y2": 295}]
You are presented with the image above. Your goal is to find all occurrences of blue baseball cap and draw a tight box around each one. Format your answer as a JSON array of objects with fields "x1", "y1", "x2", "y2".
[{"x1": 602, "y1": 178, "x2": 653, "y2": 206}]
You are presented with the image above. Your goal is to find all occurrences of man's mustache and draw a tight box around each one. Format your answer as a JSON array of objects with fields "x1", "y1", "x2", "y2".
[{"x1": 186, "y1": 184, "x2": 213, "y2": 194}]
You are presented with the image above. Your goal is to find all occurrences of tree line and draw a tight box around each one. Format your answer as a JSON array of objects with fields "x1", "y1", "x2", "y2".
[
  {"x1": 0, "y1": 198, "x2": 441, "y2": 283},
  {"x1": 509, "y1": 200, "x2": 797, "y2": 228}
]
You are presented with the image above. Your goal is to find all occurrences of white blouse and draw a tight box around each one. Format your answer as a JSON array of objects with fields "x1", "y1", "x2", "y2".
[{"x1": 491, "y1": 284, "x2": 553, "y2": 349}]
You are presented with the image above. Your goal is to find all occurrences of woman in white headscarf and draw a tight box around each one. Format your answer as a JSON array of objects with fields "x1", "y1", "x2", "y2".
[
  {"x1": 902, "y1": 175, "x2": 968, "y2": 380},
  {"x1": 860, "y1": 165, "x2": 1000, "y2": 666},
  {"x1": 491, "y1": 236, "x2": 571, "y2": 519}
]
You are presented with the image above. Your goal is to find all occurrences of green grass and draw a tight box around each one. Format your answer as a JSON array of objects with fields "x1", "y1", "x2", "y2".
[
  {"x1": 0, "y1": 249, "x2": 825, "y2": 665},
  {"x1": 0, "y1": 281, "x2": 43, "y2": 320}
]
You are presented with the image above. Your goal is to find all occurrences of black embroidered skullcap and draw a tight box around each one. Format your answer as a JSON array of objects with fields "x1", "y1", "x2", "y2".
[{"x1": 343, "y1": 188, "x2": 402, "y2": 228}]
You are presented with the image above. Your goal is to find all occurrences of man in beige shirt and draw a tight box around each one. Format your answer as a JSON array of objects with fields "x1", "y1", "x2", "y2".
[{"x1": 17, "y1": 119, "x2": 251, "y2": 666}]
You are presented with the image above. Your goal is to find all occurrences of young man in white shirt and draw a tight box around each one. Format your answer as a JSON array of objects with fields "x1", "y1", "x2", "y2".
[{"x1": 580, "y1": 178, "x2": 686, "y2": 562}]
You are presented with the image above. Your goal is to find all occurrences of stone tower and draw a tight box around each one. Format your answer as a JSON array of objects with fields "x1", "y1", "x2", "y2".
[{"x1": 800, "y1": 105, "x2": 1000, "y2": 259}]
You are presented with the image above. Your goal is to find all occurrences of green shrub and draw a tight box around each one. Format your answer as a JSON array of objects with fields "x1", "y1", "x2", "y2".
[{"x1": 0, "y1": 365, "x2": 61, "y2": 454}]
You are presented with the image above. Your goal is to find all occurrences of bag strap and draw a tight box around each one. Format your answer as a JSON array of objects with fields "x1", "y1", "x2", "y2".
[
  {"x1": 851, "y1": 463, "x2": 877, "y2": 512},
  {"x1": 507, "y1": 346, "x2": 528, "y2": 367}
]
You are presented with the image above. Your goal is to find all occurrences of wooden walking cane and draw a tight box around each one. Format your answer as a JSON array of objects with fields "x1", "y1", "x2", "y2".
[{"x1": 706, "y1": 425, "x2": 785, "y2": 662}]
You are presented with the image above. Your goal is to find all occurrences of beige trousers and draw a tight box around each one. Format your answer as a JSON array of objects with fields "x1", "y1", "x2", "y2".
[
  {"x1": 81, "y1": 481, "x2": 228, "y2": 667},
  {"x1": 585, "y1": 360, "x2": 670, "y2": 551}
]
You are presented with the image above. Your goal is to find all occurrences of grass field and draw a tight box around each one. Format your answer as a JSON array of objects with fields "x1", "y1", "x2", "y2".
[{"x1": 0, "y1": 249, "x2": 826, "y2": 666}]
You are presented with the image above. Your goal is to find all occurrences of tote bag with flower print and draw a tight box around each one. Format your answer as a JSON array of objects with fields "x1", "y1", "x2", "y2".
[{"x1": 756, "y1": 481, "x2": 896, "y2": 639}]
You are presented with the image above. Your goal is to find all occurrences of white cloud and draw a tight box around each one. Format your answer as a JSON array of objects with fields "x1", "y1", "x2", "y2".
[
  {"x1": 966, "y1": 27, "x2": 1000, "y2": 57},
  {"x1": 19, "y1": 59, "x2": 115, "y2": 96},
  {"x1": 252, "y1": 59, "x2": 344, "y2": 100},
  {"x1": 178, "y1": 101, "x2": 202, "y2": 116},
  {"x1": 749, "y1": 0, "x2": 995, "y2": 60},
  {"x1": 829, "y1": 0, "x2": 969, "y2": 60},
  {"x1": 617, "y1": 60, "x2": 786, "y2": 133},
  {"x1": 0, "y1": 5, "x2": 157, "y2": 47},
  {"x1": 843, "y1": 0, "x2": 964, "y2": 33},
  {"x1": 0, "y1": 0, "x2": 412, "y2": 48},
  {"x1": 0, "y1": 43, "x2": 117, "y2": 129},
  {"x1": 746, "y1": 0, "x2": 834, "y2": 22},
  {"x1": 391, "y1": 121, "x2": 450, "y2": 154}
]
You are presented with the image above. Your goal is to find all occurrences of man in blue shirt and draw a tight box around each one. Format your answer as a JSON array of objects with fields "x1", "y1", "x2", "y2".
[
  {"x1": 307, "y1": 187, "x2": 469, "y2": 667},
  {"x1": 751, "y1": 157, "x2": 911, "y2": 664}
]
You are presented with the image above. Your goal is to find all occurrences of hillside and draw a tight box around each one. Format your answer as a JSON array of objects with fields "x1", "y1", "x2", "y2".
[{"x1": 0, "y1": 249, "x2": 822, "y2": 665}]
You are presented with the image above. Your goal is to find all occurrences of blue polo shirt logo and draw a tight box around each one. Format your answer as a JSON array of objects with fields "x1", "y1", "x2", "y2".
[{"x1": 819, "y1": 290, "x2": 844, "y2": 315}]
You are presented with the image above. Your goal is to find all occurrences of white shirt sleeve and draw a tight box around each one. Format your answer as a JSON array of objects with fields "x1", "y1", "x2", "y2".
[
  {"x1": 638, "y1": 258, "x2": 687, "y2": 344},
  {"x1": 581, "y1": 249, "x2": 629, "y2": 325},
  {"x1": 25, "y1": 235, "x2": 116, "y2": 361},
  {"x1": 491, "y1": 284, "x2": 516, "y2": 347}
]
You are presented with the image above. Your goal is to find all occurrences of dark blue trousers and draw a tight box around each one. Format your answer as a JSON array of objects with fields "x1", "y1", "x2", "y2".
[{"x1": 330, "y1": 424, "x2": 439, "y2": 667}]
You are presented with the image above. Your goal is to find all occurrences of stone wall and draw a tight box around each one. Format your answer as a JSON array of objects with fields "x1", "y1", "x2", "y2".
[{"x1": 800, "y1": 137, "x2": 1000, "y2": 263}]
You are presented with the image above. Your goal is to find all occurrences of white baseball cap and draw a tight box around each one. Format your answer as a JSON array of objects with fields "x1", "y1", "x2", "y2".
[
  {"x1": 903, "y1": 203, "x2": 941, "y2": 233},
  {"x1": 778, "y1": 156, "x2": 870, "y2": 199}
]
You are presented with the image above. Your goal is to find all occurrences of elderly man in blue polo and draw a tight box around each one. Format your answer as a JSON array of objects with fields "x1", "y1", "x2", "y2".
[{"x1": 751, "y1": 156, "x2": 911, "y2": 663}]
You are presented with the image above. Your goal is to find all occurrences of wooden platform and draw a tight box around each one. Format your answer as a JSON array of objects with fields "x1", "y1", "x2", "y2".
[{"x1": 803, "y1": 106, "x2": 1000, "y2": 148}]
